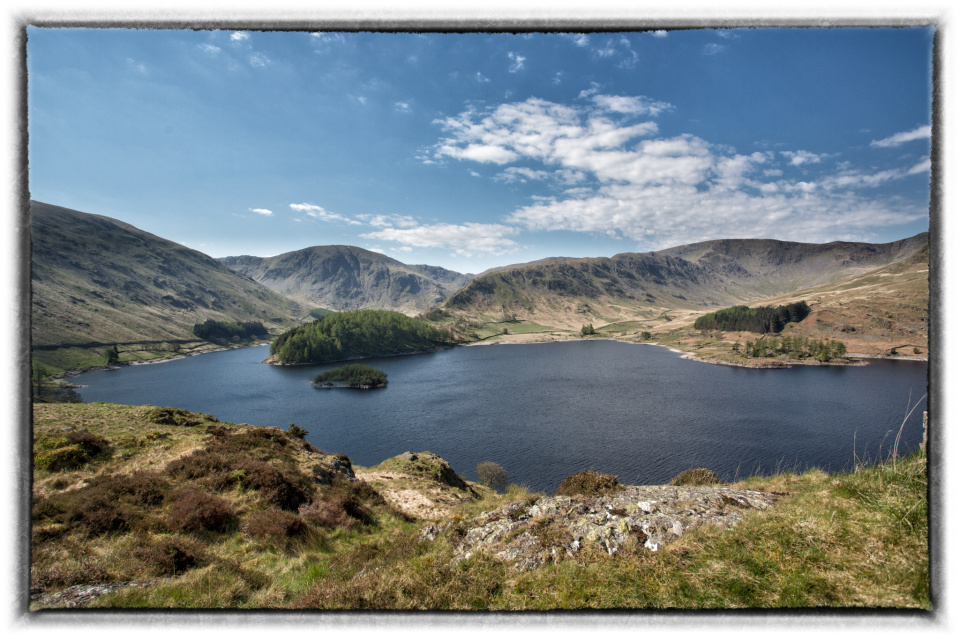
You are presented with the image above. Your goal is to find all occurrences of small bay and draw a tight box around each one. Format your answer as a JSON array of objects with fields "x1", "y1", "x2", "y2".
[{"x1": 71, "y1": 340, "x2": 928, "y2": 493}]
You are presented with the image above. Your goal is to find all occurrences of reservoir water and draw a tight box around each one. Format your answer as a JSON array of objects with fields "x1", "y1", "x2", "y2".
[{"x1": 71, "y1": 341, "x2": 928, "y2": 493}]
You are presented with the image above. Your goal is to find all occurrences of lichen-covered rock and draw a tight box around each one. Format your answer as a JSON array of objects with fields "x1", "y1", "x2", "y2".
[{"x1": 445, "y1": 485, "x2": 781, "y2": 572}]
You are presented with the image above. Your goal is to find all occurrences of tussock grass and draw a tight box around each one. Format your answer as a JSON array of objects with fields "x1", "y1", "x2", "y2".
[{"x1": 34, "y1": 402, "x2": 929, "y2": 610}]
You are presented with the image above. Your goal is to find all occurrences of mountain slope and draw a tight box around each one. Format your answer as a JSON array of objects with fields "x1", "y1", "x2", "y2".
[
  {"x1": 31, "y1": 201, "x2": 306, "y2": 352},
  {"x1": 218, "y1": 246, "x2": 472, "y2": 315},
  {"x1": 442, "y1": 234, "x2": 929, "y2": 332}
]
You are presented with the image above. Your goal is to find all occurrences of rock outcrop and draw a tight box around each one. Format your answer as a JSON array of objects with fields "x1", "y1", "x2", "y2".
[{"x1": 422, "y1": 484, "x2": 781, "y2": 572}]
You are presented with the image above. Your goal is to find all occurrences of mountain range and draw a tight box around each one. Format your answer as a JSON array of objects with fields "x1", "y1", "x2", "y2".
[
  {"x1": 219, "y1": 246, "x2": 471, "y2": 315},
  {"x1": 29, "y1": 201, "x2": 930, "y2": 372}
]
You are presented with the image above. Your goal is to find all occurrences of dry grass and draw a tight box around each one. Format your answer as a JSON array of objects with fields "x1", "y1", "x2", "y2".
[{"x1": 33, "y1": 402, "x2": 929, "y2": 611}]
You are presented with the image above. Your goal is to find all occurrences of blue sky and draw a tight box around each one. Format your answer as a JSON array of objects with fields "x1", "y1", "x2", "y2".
[{"x1": 27, "y1": 27, "x2": 933, "y2": 274}]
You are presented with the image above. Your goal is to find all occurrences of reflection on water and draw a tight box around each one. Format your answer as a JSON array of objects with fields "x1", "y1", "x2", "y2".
[{"x1": 72, "y1": 341, "x2": 928, "y2": 493}]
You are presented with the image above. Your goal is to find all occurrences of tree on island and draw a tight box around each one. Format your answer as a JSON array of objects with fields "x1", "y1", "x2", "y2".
[{"x1": 313, "y1": 364, "x2": 388, "y2": 388}]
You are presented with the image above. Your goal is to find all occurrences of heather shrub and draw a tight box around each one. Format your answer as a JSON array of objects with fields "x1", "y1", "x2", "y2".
[
  {"x1": 669, "y1": 468, "x2": 722, "y2": 486},
  {"x1": 297, "y1": 480, "x2": 389, "y2": 529},
  {"x1": 246, "y1": 509, "x2": 308, "y2": 545},
  {"x1": 134, "y1": 536, "x2": 209, "y2": 576},
  {"x1": 34, "y1": 430, "x2": 111, "y2": 471},
  {"x1": 166, "y1": 489, "x2": 236, "y2": 533},
  {"x1": 554, "y1": 469, "x2": 622, "y2": 497},
  {"x1": 32, "y1": 471, "x2": 169, "y2": 537},
  {"x1": 146, "y1": 406, "x2": 216, "y2": 427},
  {"x1": 239, "y1": 460, "x2": 310, "y2": 511}
]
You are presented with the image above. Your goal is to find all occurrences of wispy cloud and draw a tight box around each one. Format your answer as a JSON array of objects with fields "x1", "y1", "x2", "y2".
[
  {"x1": 780, "y1": 150, "x2": 828, "y2": 166},
  {"x1": 476, "y1": 72, "x2": 490, "y2": 83},
  {"x1": 197, "y1": 44, "x2": 221, "y2": 55},
  {"x1": 362, "y1": 223, "x2": 519, "y2": 257},
  {"x1": 249, "y1": 208, "x2": 273, "y2": 216},
  {"x1": 125, "y1": 58, "x2": 147, "y2": 74},
  {"x1": 703, "y1": 42, "x2": 727, "y2": 55},
  {"x1": 230, "y1": 32, "x2": 250, "y2": 42},
  {"x1": 395, "y1": 101, "x2": 413, "y2": 113},
  {"x1": 870, "y1": 125, "x2": 932, "y2": 148},
  {"x1": 562, "y1": 34, "x2": 590, "y2": 47},
  {"x1": 429, "y1": 93, "x2": 928, "y2": 250},
  {"x1": 507, "y1": 52, "x2": 526, "y2": 73},
  {"x1": 249, "y1": 52, "x2": 270, "y2": 68},
  {"x1": 355, "y1": 213, "x2": 419, "y2": 228},
  {"x1": 289, "y1": 203, "x2": 361, "y2": 225},
  {"x1": 589, "y1": 94, "x2": 673, "y2": 116}
]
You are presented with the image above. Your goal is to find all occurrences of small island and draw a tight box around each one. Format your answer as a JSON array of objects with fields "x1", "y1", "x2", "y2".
[{"x1": 312, "y1": 364, "x2": 388, "y2": 389}]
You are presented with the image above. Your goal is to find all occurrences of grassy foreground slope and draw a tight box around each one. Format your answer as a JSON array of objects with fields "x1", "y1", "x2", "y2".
[
  {"x1": 31, "y1": 403, "x2": 929, "y2": 610},
  {"x1": 31, "y1": 201, "x2": 306, "y2": 373}
]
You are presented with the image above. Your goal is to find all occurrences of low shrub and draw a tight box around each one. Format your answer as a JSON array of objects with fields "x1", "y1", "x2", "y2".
[
  {"x1": 34, "y1": 430, "x2": 111, "y2": 471},
  {"x1": 477, "y1": 461, "x2": 509, "y2": 492},
  {"x1": 134, "y1": 536, "x2": 209, "y2": 577},
  {"x1": 239, "y1": 460, "x2": 311, "y2": 511},
  {"x1": 298, "y1": 483, "x2": 372, "y2": 530},
  {"x1": 669, "y1": 468, "x2": 722, "y2": 486},
  {"x1": 32, "y1": 471, "x2": 170, "y2": 537},
  {"x1": 34, "y1": 560, "x2": 115, "y2": 591},
  {"x1": 146, "y1": 407, "x2": 216, "y2": 427},
  {"x1": 246, "y1": 509, "x2": 307, "y2": 545},
  {"x1": 166, "y1": 489, "x2": 236, "y2": 533},
  {"x1": 554, "y1": 469, "x2": 622, "y2": 497}
]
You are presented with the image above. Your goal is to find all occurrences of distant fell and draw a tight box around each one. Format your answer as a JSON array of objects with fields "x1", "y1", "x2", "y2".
[
  {"x1": 443, "y1": 233, "x2": 929, "y2": 331},
  {"x1": 219, "y1": 245, "x2": 472, "y2": 315},
  {"x1": 30, "y1": 201, "x2": 305, "y2": 366}
]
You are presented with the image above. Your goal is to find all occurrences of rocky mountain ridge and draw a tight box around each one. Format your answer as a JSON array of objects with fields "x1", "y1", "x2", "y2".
[{"x1": 219, "y1": 245, "x2": 472, "y2": 316}]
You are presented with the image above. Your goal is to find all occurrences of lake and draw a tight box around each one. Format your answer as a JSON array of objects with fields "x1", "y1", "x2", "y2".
[{"x1": 71, "y1": 341, "x2": 929, "y2": 493}]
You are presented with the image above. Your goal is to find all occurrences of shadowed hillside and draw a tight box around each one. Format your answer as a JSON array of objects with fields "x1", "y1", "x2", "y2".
[
  {"x1": 219, "y1": 246, "x2": 472, "y2": 316},
  {"x1": 31, "y1": 201, "x2": 305, "y2": 372}
]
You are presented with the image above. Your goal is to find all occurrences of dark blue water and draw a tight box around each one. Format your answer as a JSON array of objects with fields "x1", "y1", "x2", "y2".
[{"x1": 71, "y1": 341, "x2": 928, "y2": 493}]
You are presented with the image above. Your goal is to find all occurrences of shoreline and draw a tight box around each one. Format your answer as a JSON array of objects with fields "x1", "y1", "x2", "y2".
[
  {"x1": 53, "y1": 341, "x2": 272, "y2": 382},
  {"x1": 263, "y1": 344, "x2": 454, "y2": 367}
]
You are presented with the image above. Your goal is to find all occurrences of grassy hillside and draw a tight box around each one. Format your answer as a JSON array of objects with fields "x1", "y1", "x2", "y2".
[
  {"x1": 219, "y1": 245, "x2": 472, "y2": 316},
  {"x1": 31, "y1": 201, "x2": 306, "y2": 374},
  {"x1": 30, "y1": 403, "x2": 929, "y2": 610},
  {"x1": 425, "y1": 234, "x2": 929, "y2": 358}
]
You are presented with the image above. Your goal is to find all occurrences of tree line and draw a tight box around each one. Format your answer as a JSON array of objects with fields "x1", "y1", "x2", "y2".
[
  {"x1": 193, "y1": 319, "x2": 268, "y2": 342},
  {"x1": 270, "y1": 309, "x2": 454, "y2": 364},
  {"x1": 694, "y1": 301, "x2": 811, "y2": 334},
  {"x1": 739, "y1": 335, "x2": 847, "y2": 362}
]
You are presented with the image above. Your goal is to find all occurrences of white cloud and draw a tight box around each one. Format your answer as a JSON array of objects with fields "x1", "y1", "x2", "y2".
[
  {"x1": 651, "y1": 30, "x2": 668, "y2": 38},
  {"x1": 230, "y1": 32, "x2": 249, "y2": 42},
  {"x1": 703, "y1": 43, "x2": 726, "y2": 55},
  {"x1": 357, "y1": 96, "x2": 367, "y2": 104},
  {"x1": 198, "y1": 44, "x2": 221, "y2": 55},
  {"x1": 249, "y1": 208, "x2": 273, "y2": 216},
  {"x1": 908, "y1": 157, "x2": 931, "y2": 174},
  {"x1": 715, "y1": 30, "x2": 739, "y2": 39},
  {"x1": 565, "y1": 34, "x2": 590, "y2": 47},
  {"x1": 125, "y1": 58, "x2": 147, "y2": 74},
  {"x1": 395, "y1": 101, "x2": 412, "y2": 113},
  {"x1": 429, "y1": 92, "x2": 928, "y2": 251},
  {"x1": 366, "y1": 246, "x2": 386, "y2": 254},
  {"x1": 249, "y1": 53, "x2": 270, "y2": 68},
  {"x1": 289, "y1": 203, "x2": 361, "y2": 225},
  {"x1": 507, "y1": 52, "x2": 525, "y2": 73},
  {"x1": 553, "y1": 72, "x2": 563, "y2": 85},
  {"x1": 362, "y1": 223, "x2": 519, "y2": 257},
  {"x1": 589, "y1": 94, "x2": 673, "y2": 117},
  {"x1": 781, "y1": 150, "x2": 827, "y2": 166},
  {"x1": 476, "y1": 72, "x2": 490, "y2": 83},
  {"x1": 355, "y1": 213, "x2": 419, "y2": 228},
  {"x1": 310, "y1": 32, "x2": 345, "y2": 43},
  {"x1": 870, "y1": 126, "x2": 932, "y2": 148}
]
